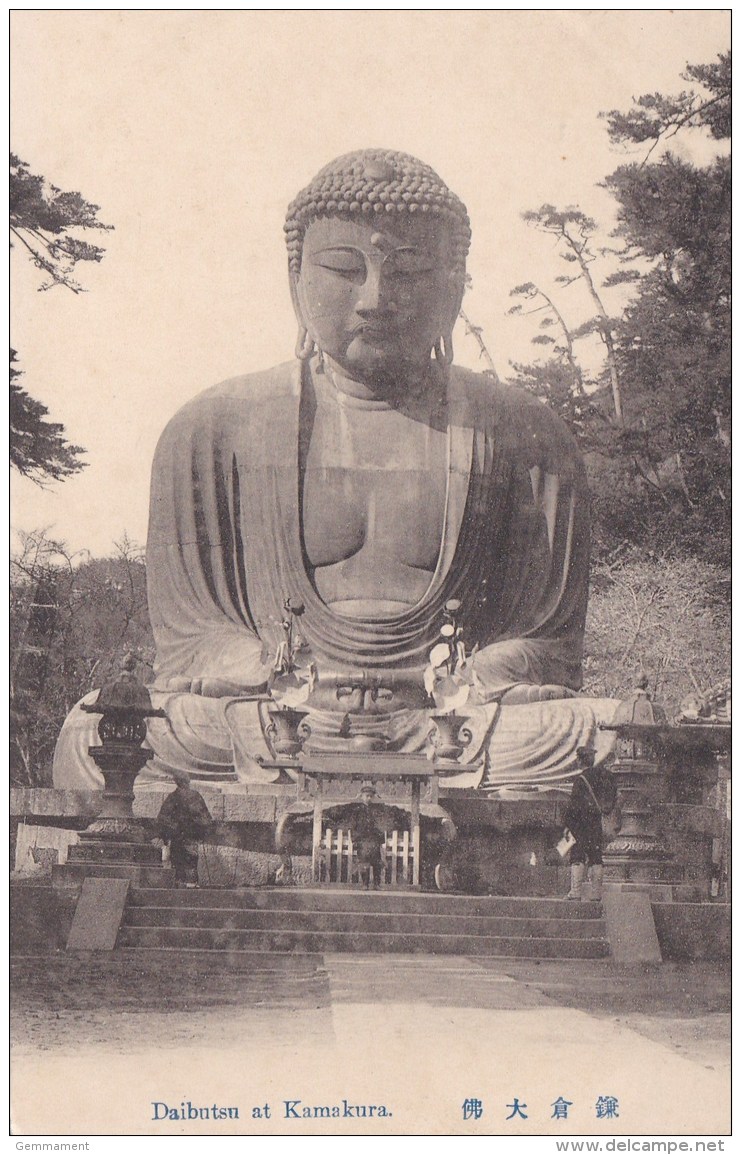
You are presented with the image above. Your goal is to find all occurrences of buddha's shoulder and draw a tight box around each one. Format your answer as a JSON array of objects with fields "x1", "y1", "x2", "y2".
[
  {"x1": 452, "y1": 367, "x2": 583, "y2": 467},
  {"x1": 159, "y1": 363, "x2": 298, "y2": 435}
]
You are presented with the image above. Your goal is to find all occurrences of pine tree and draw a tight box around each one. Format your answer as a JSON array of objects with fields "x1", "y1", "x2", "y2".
[
  {"x1": 601, "y1": 53, "x2": 731, "y2": 561},
  {"x1": 10, "y1": 153, "x2": 113, "y2": 482},
  {"x1": 10, "y1": 350, "x2": 85, "y2": 482}
]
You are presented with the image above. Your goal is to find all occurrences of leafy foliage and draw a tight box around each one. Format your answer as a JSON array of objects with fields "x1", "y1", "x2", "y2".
[
  {"x1": 519, "y1": 205, "x2": 624, "y2": 423},
  {"x1": 10, "y1": 350, "x2": 85, "y2": 483},
  {"x1": 508, "y1": 358, "x2": 597, "y2": 439},
  {"x1": 601, "y1": 53, "x2": 730, "y2": 156},
  {"x1": 508, "y1": 53, "x2": 730, "y2": 564},
  {"x1": 583, "y1": 555, "x2": 730, "y2": 718},
  {"x1": 601, "y1": 55, "x2": 731, "y2": 563},
  {"x1": 10, "y1": 154, "x2": 113, "y2": 482},
  {"x1": 10, "y1": 530, "x2": 153, "y2": 786},
  {"x1": 10, "y1": 153, "x2": 112, "y2": 293}
]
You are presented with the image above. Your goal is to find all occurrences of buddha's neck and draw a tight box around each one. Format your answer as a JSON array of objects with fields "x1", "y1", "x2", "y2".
[{"x1": 321, "y1": 356, "x2": 445, "y2": 417}]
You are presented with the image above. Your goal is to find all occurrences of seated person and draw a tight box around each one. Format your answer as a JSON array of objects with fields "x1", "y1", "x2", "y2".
[
  {"x1": 54, "y1": 148, "x2": 616, "y2": 793},
  {"x1": 346, "y1": 785, "x2": 389, "y2": 890}
]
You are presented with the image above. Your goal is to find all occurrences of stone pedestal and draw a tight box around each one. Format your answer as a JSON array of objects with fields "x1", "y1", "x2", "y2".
[
  {"x1": 55, "y1": 659, "x2": 175, "y2": 886},
  {"x1": 55, "y1": 730, "x2": 173, "y2": 887}
]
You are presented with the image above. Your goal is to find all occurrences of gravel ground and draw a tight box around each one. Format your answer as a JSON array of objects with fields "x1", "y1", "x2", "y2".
[{"x1": 10, "y1": 952, "x2": 730, "y2": 1136}]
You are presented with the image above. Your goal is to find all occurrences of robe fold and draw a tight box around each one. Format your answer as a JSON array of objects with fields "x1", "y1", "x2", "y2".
[
  {"x1": 147, "y1": 359, "x2": 590, "y2": 692},
  {"x1": 53, "y1": 359, "x2": 617, "y2": 792}
]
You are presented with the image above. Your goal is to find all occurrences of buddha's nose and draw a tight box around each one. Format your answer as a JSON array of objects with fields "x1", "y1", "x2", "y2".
[{"x1": 356, "y1": 267, "x2": 396, "y2": 317}]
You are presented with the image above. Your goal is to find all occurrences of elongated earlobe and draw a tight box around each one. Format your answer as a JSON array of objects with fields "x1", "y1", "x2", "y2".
[
  {"x1": 295, "y1": 326, "x2": 316, "y2": 361},
  {"x1": 434, "y1": 333, "x2": 454, "y2": 368}
]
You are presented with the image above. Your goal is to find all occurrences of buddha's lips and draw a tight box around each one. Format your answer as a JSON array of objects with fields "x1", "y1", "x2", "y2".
[{"x1": 354, "y1": 322, "x2": 400, "y2": 341}]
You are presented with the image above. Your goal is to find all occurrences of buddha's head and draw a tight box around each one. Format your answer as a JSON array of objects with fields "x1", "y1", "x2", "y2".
[{"x1": 285, "y1": 149, "x2": 471, "y2": 387}]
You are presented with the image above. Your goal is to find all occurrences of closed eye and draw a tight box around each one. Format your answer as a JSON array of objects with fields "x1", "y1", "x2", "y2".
[
  {"x1": 387, "y1": 248, "x2": 437, "y2": 275},
  {"x1": 310, "y1": 248, "x2": 365, "y2": 276}
]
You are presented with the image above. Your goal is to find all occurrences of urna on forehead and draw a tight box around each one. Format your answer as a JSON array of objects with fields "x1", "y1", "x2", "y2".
[{"x1": 284, "y1": 148, "x2": 471, "y2": 277}]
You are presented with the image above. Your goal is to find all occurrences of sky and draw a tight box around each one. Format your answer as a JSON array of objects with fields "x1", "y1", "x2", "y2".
[{"x1": 10, "y1": 10, "x2": 730, "y2": 558}]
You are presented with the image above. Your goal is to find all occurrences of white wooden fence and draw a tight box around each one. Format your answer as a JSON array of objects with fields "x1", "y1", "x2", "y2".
[{"x1": 317, "y1": 827, "x2": 416, "y2": 886}]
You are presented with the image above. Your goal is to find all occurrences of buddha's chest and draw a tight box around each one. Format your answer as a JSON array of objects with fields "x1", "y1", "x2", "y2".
[{"x1": 301, "y1": 403, "x2": 448, "y2": 571}]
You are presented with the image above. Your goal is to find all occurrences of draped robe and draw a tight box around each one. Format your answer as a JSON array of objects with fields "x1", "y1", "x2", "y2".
[{"x1": 53, "y1": 360, "x2": 616, "y2": 792}]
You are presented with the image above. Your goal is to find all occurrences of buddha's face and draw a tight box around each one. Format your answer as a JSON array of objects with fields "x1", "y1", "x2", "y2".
[{"x1": 293, "y1": 215, "x2": 463, "y2": 386}]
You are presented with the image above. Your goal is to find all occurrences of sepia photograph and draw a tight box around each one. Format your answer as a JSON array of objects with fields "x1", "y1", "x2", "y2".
[{"x1": 10, "y1": 10, "x2": 731, "y2": 1140}]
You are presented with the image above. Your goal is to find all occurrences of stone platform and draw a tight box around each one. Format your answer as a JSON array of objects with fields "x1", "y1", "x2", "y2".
[{"x1": 11, "y1": 785, "x2": 723, "y2": 900}]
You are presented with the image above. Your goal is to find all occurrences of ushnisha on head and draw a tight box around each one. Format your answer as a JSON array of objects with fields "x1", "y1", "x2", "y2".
[
  {"x1": 285, "y1": 149, "x2": 471, "y2": 387},
  {"x1": 285, "y1": 149, "x2": 471, "y2": 283}
]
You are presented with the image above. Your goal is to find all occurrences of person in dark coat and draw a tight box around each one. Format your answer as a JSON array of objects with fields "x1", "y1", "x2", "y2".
[
  {"x1": 322, "y1": 788, "x2": 411, "y2": 888},
  {"x1": 157, "y1": 771, "x2": 214, "y2": 887},
  {"x1": 563, "y1": 746, "x2": 618, "y2": 901},
  {"x1": 349, "y1": 785, "x2": 387, "y2": 889}
]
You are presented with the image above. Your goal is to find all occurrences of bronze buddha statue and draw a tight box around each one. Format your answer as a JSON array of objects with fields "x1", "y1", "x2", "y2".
[{"x1": 54, "y1": 149, "x2": 616, "y2": 792}]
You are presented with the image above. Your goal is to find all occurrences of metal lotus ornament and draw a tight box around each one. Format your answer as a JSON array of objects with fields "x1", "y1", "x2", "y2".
[
  {"x1": 269, "y1": 597, "x2": 316, "y2": 701},
  {"x1": 266, "y1": 597, "x2": 314, "y2": 757},
  {"x1": 423, "y1": 601, "x2": 478, "y2": 762},
  {"x1": 424, "y1": 599, "x2": 477, "y2": 713}
]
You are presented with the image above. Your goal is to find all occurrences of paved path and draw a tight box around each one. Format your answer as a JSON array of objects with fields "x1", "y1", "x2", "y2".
[{"x1": 11, "y1": 953, "x2": 730, "y2": 1135}]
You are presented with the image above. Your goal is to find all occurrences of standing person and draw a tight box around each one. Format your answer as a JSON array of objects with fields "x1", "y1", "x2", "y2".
[
  {"x1": 563, "y1": 746, "x2": 619, "y2": 901},
  {"x1": 156, "y1": 770, "x2": 214, "y2": 887}
]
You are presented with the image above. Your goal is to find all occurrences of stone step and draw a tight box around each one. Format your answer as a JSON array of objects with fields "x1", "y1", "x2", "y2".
[
  {"x1": 127, "y1": 887, "x2": 602, "y2": 919},
  {"x1": 116, "y1": 925, "x2": 610, "y2": 958},
  {"x1": 53, "y1": 863, "x2": 175, "y2": 887},
  {"x1": 609, "y1": 882, "x2": 709, "y2": 903},
  {"x1": 123, "y1": 906, "x2": 605, "y2": 938}
]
